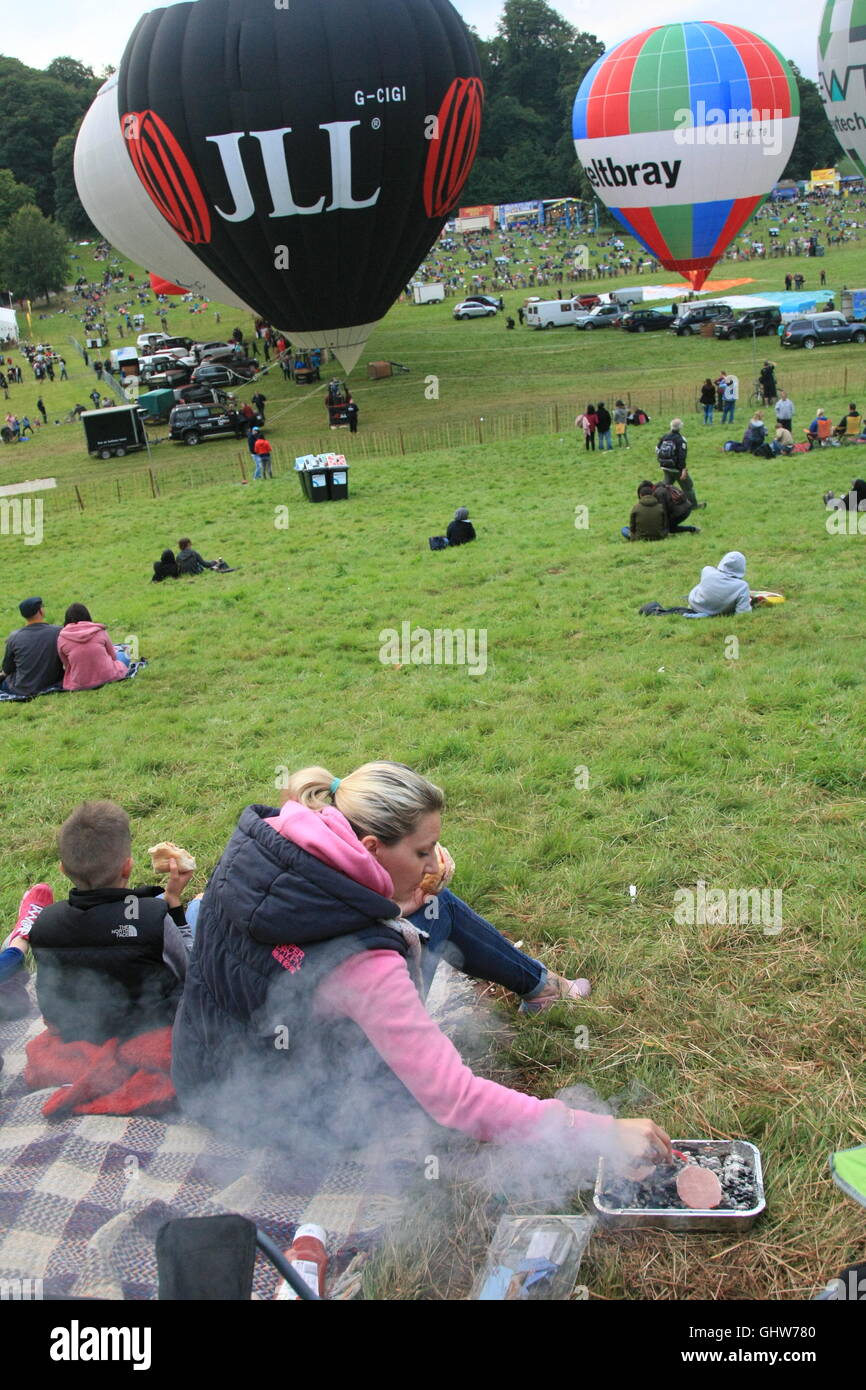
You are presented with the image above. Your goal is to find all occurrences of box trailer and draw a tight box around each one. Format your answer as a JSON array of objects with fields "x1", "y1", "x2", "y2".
[
  {"x1": 606, "y1": 286, "x2": 647, "y2": 307},
  {"x1": 412, "y1": 283, "x2": 446, "y2": 304},
  {"x1": 81, "y1": 405, "x2": 148, "y2": 460},
  {"x1": 841, "y1": 288, "x2": 866, "y2": 321}
]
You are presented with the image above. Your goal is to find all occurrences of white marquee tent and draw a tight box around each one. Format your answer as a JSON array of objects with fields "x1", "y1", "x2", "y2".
[{"x1": 0, "y1": 307, "x2": 20, "y2": 342}]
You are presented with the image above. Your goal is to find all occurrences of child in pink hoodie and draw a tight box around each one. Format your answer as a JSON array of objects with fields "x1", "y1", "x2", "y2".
[{"x1": 57, "y1": 604, "x2": 130, "y2": 692}]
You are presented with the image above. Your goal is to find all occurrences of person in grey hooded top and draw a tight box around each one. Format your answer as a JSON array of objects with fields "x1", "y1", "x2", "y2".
[{"x1": 685, "y1": 551, "x2": 752, "y2": 617}]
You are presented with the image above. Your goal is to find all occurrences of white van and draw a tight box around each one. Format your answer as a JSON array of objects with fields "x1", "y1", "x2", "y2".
[{"x1": 524, "y1": 298, "x2": 581, "y2": 329}]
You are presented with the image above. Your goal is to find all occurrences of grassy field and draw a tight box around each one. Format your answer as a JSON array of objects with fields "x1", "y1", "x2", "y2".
[{"x1": 1, "y1": 224, "x2": 865, "y2": 1300}]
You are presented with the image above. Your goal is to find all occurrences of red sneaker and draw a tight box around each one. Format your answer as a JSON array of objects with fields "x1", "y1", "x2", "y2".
[{"x1": 8, "y1": 883, "x2": 53, "y2": 944}]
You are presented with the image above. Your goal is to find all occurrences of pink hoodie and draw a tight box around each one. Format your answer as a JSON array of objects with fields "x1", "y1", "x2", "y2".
[
  {"x1": 267, "y1": 801, "x2": 615, "y2": 1152},
  {"x1": 56, "y1": 622, "x2": 128, "y2": 692}
]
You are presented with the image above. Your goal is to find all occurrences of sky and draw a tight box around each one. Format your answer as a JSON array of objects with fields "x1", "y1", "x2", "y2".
[{"x1": 3, "y1": 0, "x2": 821, "y2": 82}]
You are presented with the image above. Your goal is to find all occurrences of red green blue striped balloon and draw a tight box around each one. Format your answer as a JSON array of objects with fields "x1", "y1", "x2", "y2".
[{"x1": 573, "y1": 23, "x2": 799, "y2": 289}]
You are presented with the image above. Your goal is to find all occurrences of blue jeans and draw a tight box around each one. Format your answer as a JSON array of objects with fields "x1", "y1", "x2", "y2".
[
  {"x1": 598, "y1": 429, "x2": 612, "y2": 450},
  {"x1": 406, "y1": 888, "x2": 546, "y2": 1000},
  {"x1": 703, "y1": 405, "x2": 714, "y2": 423},
  {"x1": 722, "y1": 402, "x2": 735, "y2": 424}
]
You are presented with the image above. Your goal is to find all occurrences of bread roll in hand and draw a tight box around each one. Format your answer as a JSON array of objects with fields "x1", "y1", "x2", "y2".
[
  {"x1": 419, "y1": 843, "x2": 455, "y2": 896},
  {"x1": 148, "y1": 841, "x2": 197, "y2": 874}
]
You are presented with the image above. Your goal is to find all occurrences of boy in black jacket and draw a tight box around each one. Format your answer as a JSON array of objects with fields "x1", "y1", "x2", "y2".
[{"x1": 28, "y1": 802, "x2": 195, "y2": 1046}]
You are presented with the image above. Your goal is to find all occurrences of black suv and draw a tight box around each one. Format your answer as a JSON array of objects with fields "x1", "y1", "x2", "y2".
[
  {"x1": 714, "y1": 307, "x2": 782, "y2": 340},
  {"x1": 669, "y1": 303, "x2": 733, "y2": 335},
  {"x1": 169, "y1": 403, "x2": 247, "y2": 445},
  {"x1": 781, "y1": 313, "x2": 866, "y2": 349}
]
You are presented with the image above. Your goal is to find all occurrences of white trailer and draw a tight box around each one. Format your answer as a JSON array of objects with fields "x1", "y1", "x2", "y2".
[{"x1": 412, "y1": 283, "x2": 446, "y2": 304}]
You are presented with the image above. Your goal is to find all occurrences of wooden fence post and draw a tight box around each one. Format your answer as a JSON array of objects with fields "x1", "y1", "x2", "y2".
[
  {"x1": 238, "y1": 452, "x2": 247, "y2": 481},
  {"x1": 554, "y1": 402, "x2": 560, "y2": 431},
  {"x1": 74, "y1": 485, "x2": 84, "y2": 512},
  {"x1": 148, "y1": 468, "x2": 158, "y2": 499},
  {"x1": 399, "y1": 429, "x2": 405, "y2": 456}
]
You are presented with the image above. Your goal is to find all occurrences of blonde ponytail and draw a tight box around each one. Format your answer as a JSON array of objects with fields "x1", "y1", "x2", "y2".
[{"x1": 282, "y1": 760, "x2": 443, "y2": 844}]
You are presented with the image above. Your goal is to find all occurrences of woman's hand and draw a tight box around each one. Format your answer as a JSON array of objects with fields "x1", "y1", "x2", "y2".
[{"x1": 612, "y1": 1117, "x2": 672, "y2": 1168}]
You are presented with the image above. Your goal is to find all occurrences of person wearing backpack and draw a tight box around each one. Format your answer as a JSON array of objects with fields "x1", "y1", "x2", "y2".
[
  {"x1": 575, "y1": 403, "x2": 598, "y2": 451},
  {"x1": 656, "y1": 419, "x2": 704, "y2": 509}
]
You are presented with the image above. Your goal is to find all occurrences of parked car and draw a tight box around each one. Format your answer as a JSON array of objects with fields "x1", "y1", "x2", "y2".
[
  {"x1": 453, "y1": 299, "x2": 498, "y2": 319},
  {"x1": 463, "y1": 294, "x2": 504, "y2": 310},
  {"x1": 622, "y1": 308, "x2": 675, "y2": 333},
  {"x1": 140, "y1": 354, "x2": 193, "y2": 381},
  {"x1": 714, "y1": 307, "x2": 782, "y2": 340},
  {"x1": 574, "y1": 293, "x2": 602, "y2": 309},
  {"x1": 175, "y1": 385, "x2": 234, "y2": 406},
  {"x1": 193, "y1": 340, "x2": 236, "y2": 362},
  {"x1": 573, "y1": 304, "x2": 622, "y2": 330},
  {"x1": 781, "y1": 313, "x2": 866, "y2": 349},
  {"x1": 669, "y1": 303, "x2": 733, "y2": 335},
  {"x1": 191, "y1": 360, "x2": 259, "y2": 386},
  {"x1": 169, "y1": 402, "x2": 248, "y2": 445}
]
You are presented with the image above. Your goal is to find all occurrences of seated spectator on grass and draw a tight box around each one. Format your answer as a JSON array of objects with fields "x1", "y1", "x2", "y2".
[
  {"x1": 833, "y1": 404, "x2": 862, "y2": 440},
  {"x1": 1, "y1": 597, "x2": 63, "y2": 697},
  {"x1": 176, "y1": 538, "x2": 233, "y2": 574},
  {"x1": 805, "y1": 411, "x2": 833, "y2": 448},
  {"x1": 171, "y1": 761, "x2": 671, "y2": 1168},
  {"x1": 823, "y1": 478, "x2": 866, "y2": 511},
  {"x1": 57, "y1": 604, "x2": 130, "y2": 692},
  {"x1": 446, "y1": 507, "x2": 476, "y2": 546},
  {"x1": 640, "y1": 552, "x2": 753, "y2": 618},
  {"x1": 622, "y1": 481, "x2": 668, "y2": 541},
  {"x1": 652, "y1": 481, "x2": 700, "y2": 534},
  {"x1": 152, "y1": 548, "x2": 180, "y2": 582},
  {"x1": 773, "y1": 425, "x2": 794, "y2": 455},
  {"x1": 743, "y1": 412, "x2": 767, "y2": 452},
  {"x1": 686, "y1": 552, "x2": 752, "y2": 617},
  {"x1": 27, "y1": 802, "x2": 195, "y2": 1047}
]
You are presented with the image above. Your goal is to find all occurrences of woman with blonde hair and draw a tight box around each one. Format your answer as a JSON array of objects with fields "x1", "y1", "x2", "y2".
[{"x1": 172, "y1": 762, "x2": 670, "y2": 1168}]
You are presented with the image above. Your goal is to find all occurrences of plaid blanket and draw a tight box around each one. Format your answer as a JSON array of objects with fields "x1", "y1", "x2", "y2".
[
  {"x1": 0, "y1": 980, "x2": 430, "y2": 1299},
  {"x1": 0, "y1": 660, "x2": 148, "y2": 703}
]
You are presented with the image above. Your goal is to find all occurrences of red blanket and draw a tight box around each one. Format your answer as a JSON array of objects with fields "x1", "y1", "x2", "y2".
[{"x1": 24, "y1": 1026, "x2": 176, "y2": 1117}]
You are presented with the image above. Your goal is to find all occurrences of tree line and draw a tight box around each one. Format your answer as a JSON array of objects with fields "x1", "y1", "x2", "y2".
[{"x1": 0, "y1": 6, "x2": 846, "y2": 300}]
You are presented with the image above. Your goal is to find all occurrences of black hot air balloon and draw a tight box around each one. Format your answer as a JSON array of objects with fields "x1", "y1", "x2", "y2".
[{"x1": 92, "y1": 0, "x2": 483, "y2": 370}]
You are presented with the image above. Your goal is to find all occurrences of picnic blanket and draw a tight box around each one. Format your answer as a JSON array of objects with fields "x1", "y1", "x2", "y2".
[
  {"x1": 0, "y1": 973, "x2": 468, "y2": 1299},
  {"x1": 24, "y1": 1026, "x2": 175, "y2": 1118},
  {"x1": 0, "y1": 660, "x2": 148, "y2": 703}
]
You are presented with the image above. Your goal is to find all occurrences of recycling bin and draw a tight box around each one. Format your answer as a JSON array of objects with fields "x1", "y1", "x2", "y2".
[
  {"x1": 307, "y1": 468, "x2": 330, "y2": 502},
  {"x1": 327, "y1": 466, "x2": 349, "y2": 500}
]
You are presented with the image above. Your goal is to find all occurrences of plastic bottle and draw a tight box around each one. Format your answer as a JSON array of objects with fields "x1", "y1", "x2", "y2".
[{"x1": 276, "y1": 1223, "x2": 327, "y2": 1300}]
